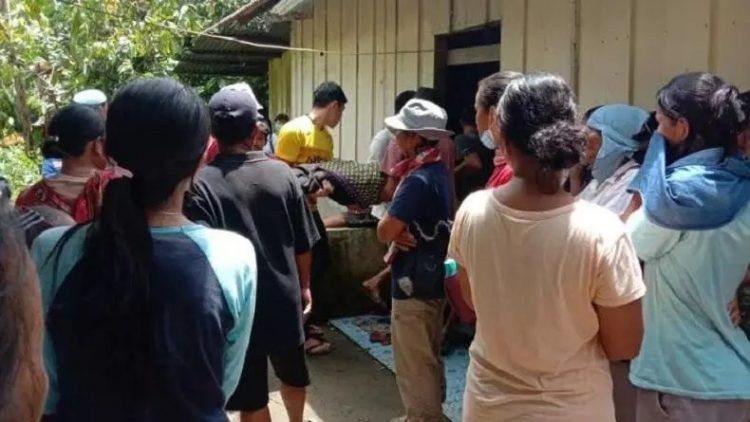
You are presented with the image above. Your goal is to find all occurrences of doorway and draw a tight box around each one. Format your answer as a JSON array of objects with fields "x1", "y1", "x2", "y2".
[{"x1": 434, "y1": 23, "x2": 501, "y2": 134}]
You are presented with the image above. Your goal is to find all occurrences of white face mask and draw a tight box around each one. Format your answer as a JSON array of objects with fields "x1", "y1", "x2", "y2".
[{"x1": 480, "y1": 130, "x2": 496, "y2": 150}]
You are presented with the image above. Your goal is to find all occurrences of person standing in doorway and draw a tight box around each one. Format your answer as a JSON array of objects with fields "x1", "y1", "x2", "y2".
[
  {"x1": 187, "y1": 88, "x2": 320, "y2": 422},
  {"x1": 449, "y1": 73, "x2": 645, "y2": 421},
  {"x1": 275, "y1": 81, "x2": 348, "y2": 355},
  {"x1": 377, "y1": 99, "x2": 453, "y2": 422}
]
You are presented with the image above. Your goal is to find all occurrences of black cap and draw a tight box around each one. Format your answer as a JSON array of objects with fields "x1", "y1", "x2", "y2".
[
  {"x1": 208, "y1": 89, "x2": 261, "y2": 130},
  {"x1": 43, "y1": 105, "x2": 105, "y2": 158}
]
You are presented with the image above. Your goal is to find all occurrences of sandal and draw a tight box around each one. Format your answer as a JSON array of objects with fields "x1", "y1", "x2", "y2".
[{"x1": 305, "y1": 337, "x2": 333, "y2": 356}]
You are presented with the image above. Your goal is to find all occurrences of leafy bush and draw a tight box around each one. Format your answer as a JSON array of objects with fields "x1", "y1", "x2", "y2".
[{"x1": 0, "y1": 143, "x2": 40, "y2": 197}]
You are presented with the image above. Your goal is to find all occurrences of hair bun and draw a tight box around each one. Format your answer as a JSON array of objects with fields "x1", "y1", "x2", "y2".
[
  {"x1": 529, "y1": 121, "x2": 586, "y2": 171},
  {"x1": 711, "y1": 84, "x2": 745, "y2": 125}
]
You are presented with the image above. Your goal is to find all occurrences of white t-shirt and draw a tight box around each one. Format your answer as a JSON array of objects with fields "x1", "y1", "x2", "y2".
[
  {"x1": 449, "y1": 190, "x2": 645, "y2": 422},
  {"x1": 579, "y1": 160, "x2": 640, "y2": 215},
  {"x1": 367, "y1": 128, "x2": 393, "y2": 164}
]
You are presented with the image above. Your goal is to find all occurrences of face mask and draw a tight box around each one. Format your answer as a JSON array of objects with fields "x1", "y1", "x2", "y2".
[{"x1": 480, "y1": 130, "x2": 496, "y2": 150}]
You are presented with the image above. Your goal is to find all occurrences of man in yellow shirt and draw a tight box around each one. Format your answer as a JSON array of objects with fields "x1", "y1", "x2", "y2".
[
  {"x1": 275, "y1": 81, "x2": 347, "y2": 164},
  {"x1": 276, "y1": 81, "x2": 347, "y2": 356}
]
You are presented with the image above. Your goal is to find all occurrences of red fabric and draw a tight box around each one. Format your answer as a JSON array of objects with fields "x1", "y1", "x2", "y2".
[
  {"x1": 486, "y1": 150, "x2": 514, "y2": 188},
  {"x1": 389, "y1": 146, "x2": 442, "y2": 179},
  {"x1": 381, "y1": 137, "x2": 455, "y2": 177},
  {"x1": 16, "y1": 171, "x2": 111, "y2": 223},
  {"x1": 205, "y1": 136, "x2": 220, "y2": 164},
  {"x1": 486, "y1": 163, "x2": 514, "y2": 188}
]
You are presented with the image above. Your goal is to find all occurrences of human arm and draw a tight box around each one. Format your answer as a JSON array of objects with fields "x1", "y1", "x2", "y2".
[
  {"x1": 221, "y1": 239, "x2": 257, "y2": 398},
  {"x1": 596, "y1": 300, "x2": 644, "y2": 361},
  {"x1": 593, "y1": 231, "x2": 647, "y2": 361},
  {"x1": 289, "y1": 173, "x2": 321, "y2": 318},
  {"x1": 448, "y1": 205, "x2": 473, "y2": 309},
  {"x1": 626, "y1": 208, "x2": 681, "y2": 261},
  {"x1": 377, "y1": 175, "x2": 423, "y2": 245},
  {"x1": 295, "y1": 251, "x2": 313, "y2": 319},
  {"x1": 455, "y1": 152, "x2": 483, "y2": 175}
]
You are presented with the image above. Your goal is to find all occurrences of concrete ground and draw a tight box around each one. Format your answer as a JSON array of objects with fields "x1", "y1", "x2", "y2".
[{"x1": 230, "y1": 326, "x2": 404, "y2": 422}]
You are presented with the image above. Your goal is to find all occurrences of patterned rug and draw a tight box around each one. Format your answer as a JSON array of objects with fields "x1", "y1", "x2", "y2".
[{"x1": 331, "y1": 314, "x2": 468, "y2": 422}]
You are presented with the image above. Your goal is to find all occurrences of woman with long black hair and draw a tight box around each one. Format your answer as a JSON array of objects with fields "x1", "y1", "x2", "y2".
[
  {"x1": 627, "y1": 72, "x2": 750, "y2": 422},
  {"x1": 31, "y1": 78, "x2": 257, "y2": 422}
]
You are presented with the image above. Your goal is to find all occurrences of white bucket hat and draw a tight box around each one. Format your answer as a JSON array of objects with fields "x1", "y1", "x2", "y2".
[{"x1": 384, "y1": 99, "x2": 454, "y2": 140}]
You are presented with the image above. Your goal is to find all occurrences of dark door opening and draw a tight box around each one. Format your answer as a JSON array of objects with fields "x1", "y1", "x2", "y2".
[
  {"x1": 444, "y1": 61, "x2": 499, "y2": 134},
  {"x1": 433, "y1": 23, "x2": 501, "y2": 134}
]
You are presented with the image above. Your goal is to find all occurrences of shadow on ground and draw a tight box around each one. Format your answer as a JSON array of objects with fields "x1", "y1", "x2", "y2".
[{"x1": 230, "y1": 326, "x2": 403, "y2": 422}]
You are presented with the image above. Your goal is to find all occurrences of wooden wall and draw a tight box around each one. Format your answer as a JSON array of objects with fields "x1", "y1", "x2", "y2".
[
  {"x1": 272, "y1": 0, "x2": 500, "y2": 161},
  {"x1": 502, "y1": 0, "x2": 750, "y2": 111},
  {"x1": 269, "y1": 0, "x2": 750, "y2": 161}
]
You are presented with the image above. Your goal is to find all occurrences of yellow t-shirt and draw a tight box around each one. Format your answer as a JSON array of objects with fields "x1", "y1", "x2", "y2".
[
  {"x1": 275, "y1": 116, "x2": 334, "y2": 164},
  {"x1": 449, "y1": 190, "x2": 645, "y2": 422}
]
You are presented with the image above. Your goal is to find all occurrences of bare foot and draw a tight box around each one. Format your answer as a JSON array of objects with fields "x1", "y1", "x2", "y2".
[{"x1": 362, "y1": 277, "x2": 386, "y2": 309}]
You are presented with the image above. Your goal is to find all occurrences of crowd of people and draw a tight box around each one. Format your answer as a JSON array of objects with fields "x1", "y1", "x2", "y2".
[{"x1": 0, "y1": 66, "x2": 749, "y2": 422}]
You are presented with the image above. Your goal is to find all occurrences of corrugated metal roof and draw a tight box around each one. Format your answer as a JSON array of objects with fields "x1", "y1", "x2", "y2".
[
  {"x1": 176, "y1": 0, "x2": 291, "y2": 76},
  {"x1": 268, "y1": 0, "x2": 313, "y2": 20}
]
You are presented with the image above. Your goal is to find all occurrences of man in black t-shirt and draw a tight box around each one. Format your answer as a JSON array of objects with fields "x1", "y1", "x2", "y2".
[{"x1": 185, "y1": 89, "x2": 320, "y2": 422}]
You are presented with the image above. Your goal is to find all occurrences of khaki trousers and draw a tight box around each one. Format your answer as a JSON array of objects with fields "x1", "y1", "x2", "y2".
[
  {"x1": 636, "y1": 388, "x2": 750, "y2": 422},
  {"x1": 391, "y1": 298, "x2": 446, "y2": 422}
]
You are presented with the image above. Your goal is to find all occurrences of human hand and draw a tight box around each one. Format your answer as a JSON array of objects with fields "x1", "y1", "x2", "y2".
[
  {"x1": 394, "y1": 230, "x2": 417, "y2": 251},
  {"x1": 301, "y1": 288, "x2": 313, "y2": 321},
  {"x1": 314, "y1": 180, "x2": 335, "y2": 198}
]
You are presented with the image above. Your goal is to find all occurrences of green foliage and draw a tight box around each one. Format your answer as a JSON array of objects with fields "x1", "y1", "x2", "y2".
[
  {"x1": 0, "y1": 144, "x2": 41, "y2": 195},
  {"x1": 0, "y1": 0, "x2": 261, "y2": 146}
]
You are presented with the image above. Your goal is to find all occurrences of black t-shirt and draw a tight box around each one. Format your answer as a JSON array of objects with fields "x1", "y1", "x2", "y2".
[
  {"x1": 455, "y1": 134, "x2": 494, "y2": 201},
  {"x1": 185, "y1": 152, "x2": 320, "y2": 350}
]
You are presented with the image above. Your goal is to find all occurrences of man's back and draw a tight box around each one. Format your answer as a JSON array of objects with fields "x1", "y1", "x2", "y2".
[{"x1": 186, "y1": 152, "x2": 319, "y2": 350}]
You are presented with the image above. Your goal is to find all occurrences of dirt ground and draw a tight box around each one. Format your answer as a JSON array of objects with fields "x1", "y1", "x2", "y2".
[{"x1": 230, "y1": 327, "x2": 404, "y2": 422}]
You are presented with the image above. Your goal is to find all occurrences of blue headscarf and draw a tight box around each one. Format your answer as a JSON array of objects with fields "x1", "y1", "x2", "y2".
[
  {"x1": 587, "y1": 105, "x2": 650, "y2": 182},
  {"x1": 630, "y1": 133, "x2": 750, "y2": 230}
]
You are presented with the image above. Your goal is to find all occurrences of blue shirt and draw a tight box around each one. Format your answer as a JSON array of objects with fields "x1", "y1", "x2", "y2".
[
  {"x1": 388, "y1": 162, "x2": 452, "y2": 300},
  {"x1": 42, "y1": 158, "x2": 62, "y2": 178},
  {"x1": 32, "y1": 224, "x2": 257, "y2": 420},
  {"x1": 627, "y1": 206, "x2": 750, "y2": 399}
]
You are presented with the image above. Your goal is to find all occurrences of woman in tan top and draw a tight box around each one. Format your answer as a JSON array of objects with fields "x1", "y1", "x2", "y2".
[{"x1": 449, "y1": 73, "x2": 646, "y2": 422}]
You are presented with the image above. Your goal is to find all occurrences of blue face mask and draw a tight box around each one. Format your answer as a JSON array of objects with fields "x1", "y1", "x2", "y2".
[{"x1": 480, "y1": 130, "x2": 496, "y2": 150}]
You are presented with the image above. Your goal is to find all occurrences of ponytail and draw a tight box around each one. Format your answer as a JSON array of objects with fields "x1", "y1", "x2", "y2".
[{"x1": 49, "y1": 78, "x2": 210, "y2": 408}]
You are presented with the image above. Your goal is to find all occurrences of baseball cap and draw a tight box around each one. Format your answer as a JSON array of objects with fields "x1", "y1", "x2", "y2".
[{"x1": 208, "y1": 88, "x2": 261, "y2": 127}]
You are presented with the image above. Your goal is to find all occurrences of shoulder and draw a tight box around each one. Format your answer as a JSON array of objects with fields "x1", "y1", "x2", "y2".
[
  {"x1": 279, "y1": 116, "x2": 311, "y2": 136},
  {"x1": 16, "y1": 180, "x2": 46, "y2": 203},
  {"x1": 32, "y1": 226, "x2": 72, "y2": 257},
  {"x1": 456, "y1": 190, "x2": 493, "y2": 219},
  {"x1": 570, "y1": 201, "x2": 629, "y2": 246},
  {"x1": 187, "y1": 226, "x2": 255, "y2": 262}
]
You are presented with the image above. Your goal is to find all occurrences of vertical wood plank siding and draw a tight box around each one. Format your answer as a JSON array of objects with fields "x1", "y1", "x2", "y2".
[{"x1": 267, "y1": 0, "x2": 750, "y2": 161}]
